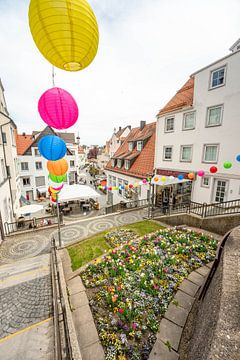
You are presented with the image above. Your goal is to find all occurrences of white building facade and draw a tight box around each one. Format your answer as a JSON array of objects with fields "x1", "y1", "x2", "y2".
[
  {"x1": 108, "y1": 126, "x2": 131, "y2": 158},
  {"x1": 0, "y1": 79, "x2": 21, "y2": 238},
  {"x1": 155, "y1": 42, "x2": 240, "y2": 205}
]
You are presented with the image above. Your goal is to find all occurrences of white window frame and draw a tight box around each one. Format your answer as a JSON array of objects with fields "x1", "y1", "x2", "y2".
[
  {"x1": 34, "y1": 148, "x2": 40, "y2": 156},
  {"x1": 117, "y1": 159, "x2": 122, "y2": 168},
  {"x1": 128, "y1": 142, "x2": 134, "y2": 151},
  {"x1": 35, "y1": 176, "x2": 45, "y2": 187},
  {"x1": 21, "y1": 162, "x2": 29, "y2": 171},
  {"x1": 183, "y1": 111, "x2": 196, "y2": 130},
  {"x1": 137, "y1": 141, "x2": 143, "y2": 151},
  {"x1": 163, "y1": 146, "x2": 173, "y2": 161},
  {"x1": 201, "y1": 176, "x2": 210, "y2": 188},
  {"x1": 180, "y1": 145, "x2": 193, "y2": 162},
  {"x1": 125, "y1": 160, "x2": 130, "y2": 170},
  {"x1": 202, "y1": 144, "x2": 219, "y2": 163},
  {"x1": 35, "y1": 161, "x2": 43, "y2": 170},
  {"x1": 206, "y1": 105, "x2": 223, "y2": 127},
  {"x1": 164, "y1": 117, "x2": 175, "y2": 133},
  {"x1": 23, "y1": 177, "x2": 31, "y2": 186},
  {"x1": 111, "y1": 159, "x2": 116, "y2": 167},
  {"x1": 209, "y1": 66, "x2": 226, "y2": 90},
  {"x1": 70, "y1": 160, "x2": 75, "y2": 168}
]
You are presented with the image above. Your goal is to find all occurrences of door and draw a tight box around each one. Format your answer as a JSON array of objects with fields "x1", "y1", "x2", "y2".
[
  {"x1": 214, "y1": 179, "x2": 228, "y2": 203},
  {"x1": 26, "y1": 190, "x2": 33, "y2": 202}
]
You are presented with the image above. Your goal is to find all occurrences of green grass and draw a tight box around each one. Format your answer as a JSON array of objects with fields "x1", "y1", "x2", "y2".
[{"x1": 68, "y1": 220, "x2": 164, "y2": 271}]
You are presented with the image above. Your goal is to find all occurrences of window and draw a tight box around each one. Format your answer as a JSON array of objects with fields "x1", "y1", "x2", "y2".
[
  {"x1": 180, "y1": 145, "x2": 192, "y2": 162},
  {"x1": 111, "y1": 159, "x2": 116, "y2": 167},
  {"x1": 165, "y1": 117, "x2": 174, "y2": 132},
  {"x1": 125, "y1": 160, "x2": 130, "y2": 170},
  {"x1": 11, "y1": 128, "x2": 16, "y2": 146},
  {"x1": 137, "y1": 141, "x2": 143, "y2": 151},
  {"x1": 210, "y1": 66, "x2": 226, "y2": 89},
  {"x1": 128, "y1": 142, "x2": 134, "y2": 151},
  {"x1": 183, "y1": 112, "x2": 195, "y2": 130},
  {"x1": 1, "y1": 159, "x2": 6, "y2": 179},
  {"x1": 201, "y1": 177, "x2": 210, "y2": 188},
  {"x1": 206, "y1": 105, "x2": 223, "y2": 127},
  {"x1": 21, "y1": 162, "x2": 29, "y2": 171},
  {"x1": 34, "y1": 148, "x2": 40, "y2": 156},
  {"x1": 23, "y1": 177, "x2": 30, "y2": 186},
  {"x1": 117, "y1": 159, "x2": 122, "y2": 168},
  {"x1": 123, "y1": 180, "x2": 129, "y2": 198},
  {"x1": 203, "y1": 144, "x2": 219, "y2": 163},
  {"x1": 2, "y1": 132, "x2": 7, "y2": 144},
  {"x1": 112, "y1": 177, "x2": 116, "y2": 187},
  {"x1": 215, "y1": 180, "x2": 227, "y2": 203},
  {"x1": 35, "y1": 176, "x2": 45, "y2": 187},
  {"x1": 108, "y1": 175, "x2": 112, "y2": 186},
  {"x1": 6, "y1": 166, "x2": 10, "y2": 177},
  {"x1": 35, "y1": 161, "x2": 42, "y2": 170},
  {"x1": 70, "y1": 160, "x2": 75, "y2": 167},
  {"x1": 163, "y1": 146, "x2": 173, "y2": 161},
  {"x1": 118, "y1": 179, "x2": 123, "y2": 195}
]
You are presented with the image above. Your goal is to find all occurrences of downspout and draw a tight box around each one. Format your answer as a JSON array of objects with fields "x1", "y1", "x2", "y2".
[{"x1": 0, "y1": 120, "x2": 15, "y2": 218}]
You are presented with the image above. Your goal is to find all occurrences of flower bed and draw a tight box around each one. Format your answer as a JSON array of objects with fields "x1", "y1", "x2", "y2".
[{"x1": 81, "y1": 228, "x2": 217, "y2": 360}]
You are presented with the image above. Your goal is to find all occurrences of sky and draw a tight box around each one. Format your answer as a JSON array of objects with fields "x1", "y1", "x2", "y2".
[{"x1": 0, "y1": 0, "x2": 240, "y2": 145}]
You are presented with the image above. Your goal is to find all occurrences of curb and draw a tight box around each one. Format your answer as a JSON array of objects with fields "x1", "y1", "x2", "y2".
[
  {"x1": 149, "y1": 262, "x2": 213, "y2": 360},
  {"x1": 60, "y1": 249, "x2": 105, "y2": 360}
]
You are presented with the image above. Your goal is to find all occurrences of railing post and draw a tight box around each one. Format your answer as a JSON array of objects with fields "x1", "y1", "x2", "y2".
[{"x1": 202, "y1": 202, "x2": 207, "y2": 218}]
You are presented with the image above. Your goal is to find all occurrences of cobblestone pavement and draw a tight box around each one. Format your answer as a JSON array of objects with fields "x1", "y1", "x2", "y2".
[
  {"x1": 0, "y1": 208, "x2": 147, "y2": 264},
  {"x1": 0, "y1": 275, "x2": 52, "y2": 339}
]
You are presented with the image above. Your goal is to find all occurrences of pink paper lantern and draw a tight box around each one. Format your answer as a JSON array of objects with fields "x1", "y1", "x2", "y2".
[
  {"x1": 38, "y1": 87, "x2": 79, "y2": 130},
  {"x1": 198, "y1": 170, "x2": 205, "y2": 177}
]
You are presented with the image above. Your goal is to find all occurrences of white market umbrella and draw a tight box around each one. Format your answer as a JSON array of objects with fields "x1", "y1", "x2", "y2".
[
  {"x1": 16, "y1": 204, "x2": 44, "y2": 216},
  {"x1": 58, "y1": 184, "x2": 100, "y2": 203}
]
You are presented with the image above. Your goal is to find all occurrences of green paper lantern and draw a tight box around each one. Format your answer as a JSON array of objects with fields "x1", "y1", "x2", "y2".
[
  {"x1": 49, "y1": 172, "x2": 67, "y2": 183},
  {"x1": 223, "y1": 162, "x2": 232, "y2": 169}
]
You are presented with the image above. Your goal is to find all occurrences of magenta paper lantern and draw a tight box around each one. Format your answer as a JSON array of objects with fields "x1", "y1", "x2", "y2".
[
  {"x1": 38, "y1": 87, "x2": 79, "y2": 130},
  {"x1": 198, "y1": 170, "x2": 205, "y2": 177}
]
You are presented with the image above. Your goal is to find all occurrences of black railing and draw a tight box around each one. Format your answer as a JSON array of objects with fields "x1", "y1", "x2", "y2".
[
  {"x1": 152, "y1": 198, "x2": 240, "y2": 219},
  {"x1": 105, "y1": 198, "x2": 148, "y2": 215},
  {"x1": 4, "y1": 214, "x2": 63, "y2": 235},
  {"x1": 51, "y1": 237, "x2": 73, "y2": 360}
]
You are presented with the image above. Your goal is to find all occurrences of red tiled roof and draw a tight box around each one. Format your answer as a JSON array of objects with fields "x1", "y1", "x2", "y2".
[
  {"x1": 157, "y1": 78, "x2": 194, "y2": 117},
  {"x1": 16, "y1": 134, "x2": 33, "y2": 155},
  {"x1": 105, "y1": 122, "x2": 156, "y2": 178}
]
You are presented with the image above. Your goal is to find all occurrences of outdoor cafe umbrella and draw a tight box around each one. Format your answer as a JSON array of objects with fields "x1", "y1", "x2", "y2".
[
  {"x1": 16, "y1": 204, "x2": 44, "y2": 216},
  {"x1": 58, "y1": 184, "x2": 100, "y2": 203}
]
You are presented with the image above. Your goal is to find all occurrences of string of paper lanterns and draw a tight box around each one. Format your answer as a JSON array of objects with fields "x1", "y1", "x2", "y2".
[
  {"x1": 29, "y1": 0, "x2": 99, "y2": 204},
  {"x1": 102, "y1": 154, "x2": 240, "y2": 192}
]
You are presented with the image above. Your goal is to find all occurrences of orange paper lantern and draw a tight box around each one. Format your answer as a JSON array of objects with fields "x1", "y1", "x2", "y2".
[
  {"x1": 47, "y1": 158, "x2": 68, "y2": 176},
  {"x1": 188, "y1": 172, "x2": 195, "y2": 180}
]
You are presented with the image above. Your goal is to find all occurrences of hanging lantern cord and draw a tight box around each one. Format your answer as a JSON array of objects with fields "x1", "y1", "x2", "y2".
[{"x1": 52, "y1": 65, "x2": 55, "y2": 87}]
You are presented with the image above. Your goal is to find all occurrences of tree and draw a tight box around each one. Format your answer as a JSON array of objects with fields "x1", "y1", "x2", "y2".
[{"x1": 88, "y1": 146, "x2": 98, "y2": 159}]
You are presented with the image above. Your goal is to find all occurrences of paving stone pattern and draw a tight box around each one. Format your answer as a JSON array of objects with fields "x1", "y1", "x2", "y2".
[
  {"x1": 0, "y1": 209, "x2": 147, "y2": 264},
  {"x1": 0, "y1": 275, "x2": 52, "y2": 339}
]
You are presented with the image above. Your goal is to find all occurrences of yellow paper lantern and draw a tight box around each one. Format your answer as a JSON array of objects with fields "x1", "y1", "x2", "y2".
[{"x1": 28, "y1": 0, "x2": 99, "y2": 71}]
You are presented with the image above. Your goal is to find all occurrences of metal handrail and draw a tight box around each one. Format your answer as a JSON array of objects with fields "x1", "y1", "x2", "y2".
[{"x1": 51, "y1": 237, "x2": 73, "y2": 360}]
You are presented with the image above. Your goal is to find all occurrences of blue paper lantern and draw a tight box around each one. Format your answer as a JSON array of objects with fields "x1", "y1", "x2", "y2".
[
  {"x1": 38, "y1": 135, "x2": 66, "y2": 161},
  {"x1": 121, "y1": 186, "x2": 125, "y2": 190},
  {"x1": 236, "y1": 154, "x2": 240, "y2": 162},
  {"x1": 178, "y1": 174, "x2": 184, "y2": 180}
]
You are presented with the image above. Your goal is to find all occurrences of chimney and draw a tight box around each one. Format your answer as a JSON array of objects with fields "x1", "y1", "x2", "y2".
[
  {"x1": 128, "y1": 125, "x2": 131, "y2": 130},
  {"x1": 22, "y1": 132, "x2": 26, "y2": 136},
  {"x1": 119, "y1": 126, "x2": 122, "y2": 131},
  {"x1": 140, "y1": 121, "x2": 146, "y2": 130}
]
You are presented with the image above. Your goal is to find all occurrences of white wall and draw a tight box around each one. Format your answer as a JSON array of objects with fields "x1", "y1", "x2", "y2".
[
  {"x1": 105, "y1": 170, "x2": 149, "y2": 205},
  {"x1": 155, "y1": 50, "x2": 240, "y2": 204}
]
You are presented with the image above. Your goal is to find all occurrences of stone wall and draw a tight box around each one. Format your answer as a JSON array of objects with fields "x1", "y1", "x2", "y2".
[{"x1": 155, "y1": 213, "x2": 240, "y2": 235}]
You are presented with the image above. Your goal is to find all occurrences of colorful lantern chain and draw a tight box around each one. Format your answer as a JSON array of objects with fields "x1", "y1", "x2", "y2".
[{"x1": 101, "y1": 154, "x2": 240, "y2": 192}]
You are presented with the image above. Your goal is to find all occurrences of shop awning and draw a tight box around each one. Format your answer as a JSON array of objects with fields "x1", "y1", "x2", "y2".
[
  {"x1": 151, "y1": 176, "x2": 191, "y2": 186},
  {"x1": 58, "y1": 185, "x2": 101, "y2": 203}
]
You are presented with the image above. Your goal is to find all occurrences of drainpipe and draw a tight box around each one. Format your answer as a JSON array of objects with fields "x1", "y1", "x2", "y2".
[{"x1": 0, "y1": 120, "x2": 15, "y2": 218}]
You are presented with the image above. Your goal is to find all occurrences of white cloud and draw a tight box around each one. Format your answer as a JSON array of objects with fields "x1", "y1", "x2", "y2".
[{"x1": 0, "y1": 0, "x2": 239, "y2": 144}]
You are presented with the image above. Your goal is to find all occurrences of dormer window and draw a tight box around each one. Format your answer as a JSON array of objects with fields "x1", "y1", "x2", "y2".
[
  {"x1": 137, "y1": 141, "x2": 143, "y2": 151},
  {"x1": 128, "y1": 142, "x2": 134, "y2": 151},
  {"x1": 111, "y1": 159, "x2": 116, "y2": 167},
  {"x1": 117, "y1": 159, "x2": 122, "y2": 168},
  {"x1": 125, "y1": 160, "x2": 130, "y2": 170}
]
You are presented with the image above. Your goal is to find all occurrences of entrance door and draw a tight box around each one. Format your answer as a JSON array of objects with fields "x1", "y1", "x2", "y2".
[
  {"x1": 214, "y1": 179, "x2": 228, "y2": 203},
  {"x1": 26, "y1": 190, "x2": 33, "y2": 202}
]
